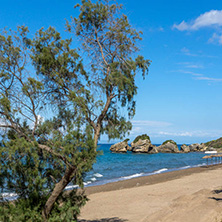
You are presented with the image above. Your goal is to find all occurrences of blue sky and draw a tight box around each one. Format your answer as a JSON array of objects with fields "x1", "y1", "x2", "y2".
[{"x1": 1, "y1": 0, "x2": 222, "y2": 144}]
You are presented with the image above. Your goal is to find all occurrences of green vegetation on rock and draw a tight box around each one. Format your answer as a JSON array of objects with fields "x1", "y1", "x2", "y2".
[
  {"x1": 133, "y1": 134, "x2": 151, "y2": 143},
  {"x1": 124, "y1": 138, "x2": 130, "y2": 143},
  {"x1": 205, "y1": 137, "x2": 222, "y2": 149},
  {"x1": 162, "y1": 140, "x2": 177, "y2": 146}
]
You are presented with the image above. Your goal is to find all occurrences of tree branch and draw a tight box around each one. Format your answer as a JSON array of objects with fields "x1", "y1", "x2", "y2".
[{"x1": 94, "y1": 26, "x2": 109, "y2": 67}]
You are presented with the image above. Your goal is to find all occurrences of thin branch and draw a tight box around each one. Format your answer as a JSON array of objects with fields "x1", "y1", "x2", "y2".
[
  {"x1": 93, "y1": 26, "x2": 109, "y2": 67},
  {"x1": 38, "y1": 144, "x2": 73, "y2": 168},
  {"x1": 0, "y1": 125, "x2": 14, "y2": 129}
]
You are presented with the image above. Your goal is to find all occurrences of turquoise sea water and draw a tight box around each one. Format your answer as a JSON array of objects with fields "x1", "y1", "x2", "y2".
[{"x1": 82, "y1": 144, "x2": 208, "y2": 187}]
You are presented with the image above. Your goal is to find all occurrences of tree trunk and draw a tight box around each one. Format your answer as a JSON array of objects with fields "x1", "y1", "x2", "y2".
[
  {"x1": 93, "y1": 95, "x2": 112, "y2": 150},
  {"x1": 93, "y1": 127, "x2": 100, "y2": 151},
  {"x1": 42, "y1": 166, "x2": 75, "y2": 221}
]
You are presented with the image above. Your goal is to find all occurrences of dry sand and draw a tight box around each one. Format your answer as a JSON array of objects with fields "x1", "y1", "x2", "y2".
[{"x1": 79, "y1": 165, "x2": 222, "y2": 222}]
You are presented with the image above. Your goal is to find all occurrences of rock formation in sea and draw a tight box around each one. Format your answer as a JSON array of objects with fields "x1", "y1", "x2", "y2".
[
  {"x1": 110, "y1": 140, "x2": 129, "y2": 153},
  {"x1": 180, "y1": 144, "x2": 190, "y2": 153},
  {"x1": 157, "y1": 140, "x2": 179, "y2": 153},
  {"x1": 110, "y1": 135, "x2": 222, "y2": 155},
  {"x1": 131, "y1": 134, "x2": 158, "y2": 154},
  {"x1": 189, "y1": 143, "x2": 207, "y2": 152},
  {"x1": 125, "y1": 139, "x2": 133, "y2": 151}
]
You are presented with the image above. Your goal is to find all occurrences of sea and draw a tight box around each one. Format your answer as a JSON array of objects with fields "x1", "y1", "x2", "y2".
[
  {"x1": 3, "y1": 143, "x2": 210, "y2": 200},
  {"x1": 80, "y1": 144, "x2": 208, "y2": 188}
]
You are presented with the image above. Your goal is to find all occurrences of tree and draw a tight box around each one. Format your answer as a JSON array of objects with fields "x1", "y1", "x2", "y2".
[
  {"x1": 32, "y1": 0, "x2": 151, "y2": 149},
  {"x1": 0, "y1": 0, "x2": 150, "y2": 221},
  {"x1": 0, "y1": 27, "x2": 96, "y2": 221}
]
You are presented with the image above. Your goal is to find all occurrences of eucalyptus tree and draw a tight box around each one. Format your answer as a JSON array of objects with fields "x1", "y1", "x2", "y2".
[
  {"x1": 0, "y1": 27, "x2": 96, "y2": 221},
  {"x1": 32, "y1": 0, "x2": 151, "y2": 148}
]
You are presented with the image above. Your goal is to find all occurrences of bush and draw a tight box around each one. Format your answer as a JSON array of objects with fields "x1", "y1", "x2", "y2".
[
  {"x1": 162, "y1": 140, "x2": 177, "y2": 146},
  {"x1": 133, "y1": 134, "x2": 151, "y2": 143}
]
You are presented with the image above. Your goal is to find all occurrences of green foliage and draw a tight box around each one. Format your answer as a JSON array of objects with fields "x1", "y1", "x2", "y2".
[
  {"x1": 0, "y1": 121, "x2": 96, "y2": 222},
  {"x1": 71, "y1": 0, "x2": 150, "y2": 139},
  {"x1": 70, "y1": 0, "x2": 150, "y2": 107},
  {"x1": 101, "y1": 112, "x2": 133, "y2": 140},
  {"x1": 0, "y1": 0, "x2": 150, "y2": 220},
  {"x1": 162, "y1": 140, "x2": 177, "y2": 146},
  {"x1": 0, "y1": 120, "x2": 97, "y2": 221},
  {"x1": 0, "y1": 96, "x2": 11, "y2": 113},
  {"x1": 123, "y1": 138, "x2": 130, "y2": 143},
  {"x1": 0, "y1": 27, "x2": 97, "y2": 221},
  {"x1": 133, "y1": 134, "x2": 151, "y2": 143},
  {"x1": 0, "y1": 190, "x2": 88, "y2": 222},
  {"x1": 32, "y1": 0, "x2": 150, "y2": 144},
  {"x1": 32, "y1": 26, "x2": 87, "y2": 82}
]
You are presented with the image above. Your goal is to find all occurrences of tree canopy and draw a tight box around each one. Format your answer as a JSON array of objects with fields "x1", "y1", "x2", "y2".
[
  {"x1": 32, "y1": 0, "x2": 151, "y2": 147},
  {"x1": 0, "y1": 0, "x2": 150, "y2": 221},
  {"x1": 0, "y1": 26, "x2": 96, "y2": 221}
]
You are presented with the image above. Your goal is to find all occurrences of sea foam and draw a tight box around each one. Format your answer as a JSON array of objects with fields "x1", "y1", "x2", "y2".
[
  {"x1": 153, "y1": 168, "x2": 168, "y2": 174},
  {"x1": 121, "y1": 173, "x2": 144, "y2": 180},
  {"x1": 83, "y1": 181, "x2": 92, "y2": 186},
  {"x1": 179, "y1": 166, "x2": 191, "y2": 170},
  {"x1": 94, "y1": 173, "x2": 103, "y2": 178},
  {"x1": 65, "y1": 185, "x2": 79, "y2": 190}
]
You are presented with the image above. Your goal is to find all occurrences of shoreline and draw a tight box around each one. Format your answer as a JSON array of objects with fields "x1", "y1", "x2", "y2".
[
  {"x1": 85, "y1": 163, "x2": 222, "y2": 195},
  {"x1": 80, "y1": 164, "x2": 222, "y2": 222}
]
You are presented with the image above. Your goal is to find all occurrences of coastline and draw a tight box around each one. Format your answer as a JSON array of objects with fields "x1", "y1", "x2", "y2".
[
  {"x1": 82, "y1": 145, "x2": 210, "y2": 190},
  {"x1": 85, "y1": 164, "x2": 221, "y2": 195},
  {"x1": 80, "y1": 164, "x2": 222, "y2": 222}
]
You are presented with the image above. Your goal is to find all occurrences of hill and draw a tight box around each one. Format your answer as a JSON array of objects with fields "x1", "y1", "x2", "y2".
[{"x1": 205, "y1": 137, "x2": 222, "y2": 149}]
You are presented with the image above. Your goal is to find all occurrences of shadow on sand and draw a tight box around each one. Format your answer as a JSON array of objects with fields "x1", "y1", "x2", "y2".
[
  {"x1": 208, "y1": 189, "x2": 222, "y2": 202},
  {"x1": 213, "y1": 189, "x2": 222, "y2": 194},
  {"x1": 78, "y1": 217, "x2": 128, "y2": 222},
  {"x1": 209, "y1": 197, "x2": 222, "y2": 201}
]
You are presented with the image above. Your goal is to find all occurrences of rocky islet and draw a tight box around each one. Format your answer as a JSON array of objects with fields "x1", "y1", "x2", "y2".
[{"x1": 110, "y1": 134, "x2": 220, "y2": 154}]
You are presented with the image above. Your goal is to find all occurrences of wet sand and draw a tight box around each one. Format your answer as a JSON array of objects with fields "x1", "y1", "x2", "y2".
[{"x1": 79, "y1": 164, "x2": 222, "y2": 222}]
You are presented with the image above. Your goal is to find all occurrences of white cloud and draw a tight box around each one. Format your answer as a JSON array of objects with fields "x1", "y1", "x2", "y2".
[
  {"x1": 158, "y1": 131, "x2": 193, "y2": 137},
  {"x1": 186, "y1": 64, "x2": 203, "y2": 69},
  {"x1": 173, "y1": 10, "x2": 222, "y2": 31},
  {"x1": 171, "y1": 69, "x2": 222, "y2": 83},
  {"x1": 129, "y1": 120, "x2": 172, "y2": 137},
  {"x1": 208, "y1": 33, "x2": 222, "y2": 45},
  {"x1": 180, "y1": 47, "x2": 216, "y2": 58},
  {"x1": 157, "y1": 130, "x2": 222, "y2": 138},
  {"x1": 129, "y1": 120, "x2": 222, "y2": 143},
  {"x1": 192, "y1": 10, "x2": 222, "y2": 30},
  {"x1": 149, "y1": 27, "x2": 164, "y2": 32},
  {"x1": 171, "y1": 69, "x2": 203, "y2": 77},
  {"x1": 178, "y1": 70, "x2": 203, "y2": 76},
  {"x1": 177, "y1": 62, "x2": 204, "y2": 69},
  {"x1": 132, "y1": 120, "x2": 172, "y2": 127},
  {"x1": 173, "y1": 21, "x2": 190, "y2": 31},
  {"x1": 194, "y1": 76, "x2": 222, "y2": 82},
  {"x1": 181, "y1": 47, "x2": 190, "y2": 53},
  {"x1": 173, "y1": 10, "x2": 222, "y2": 44}
]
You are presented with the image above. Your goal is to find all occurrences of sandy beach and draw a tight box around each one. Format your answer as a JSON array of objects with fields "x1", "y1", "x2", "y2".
[{"x1": 79, "y1": 165, "x2": 222, "y2": 222}]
